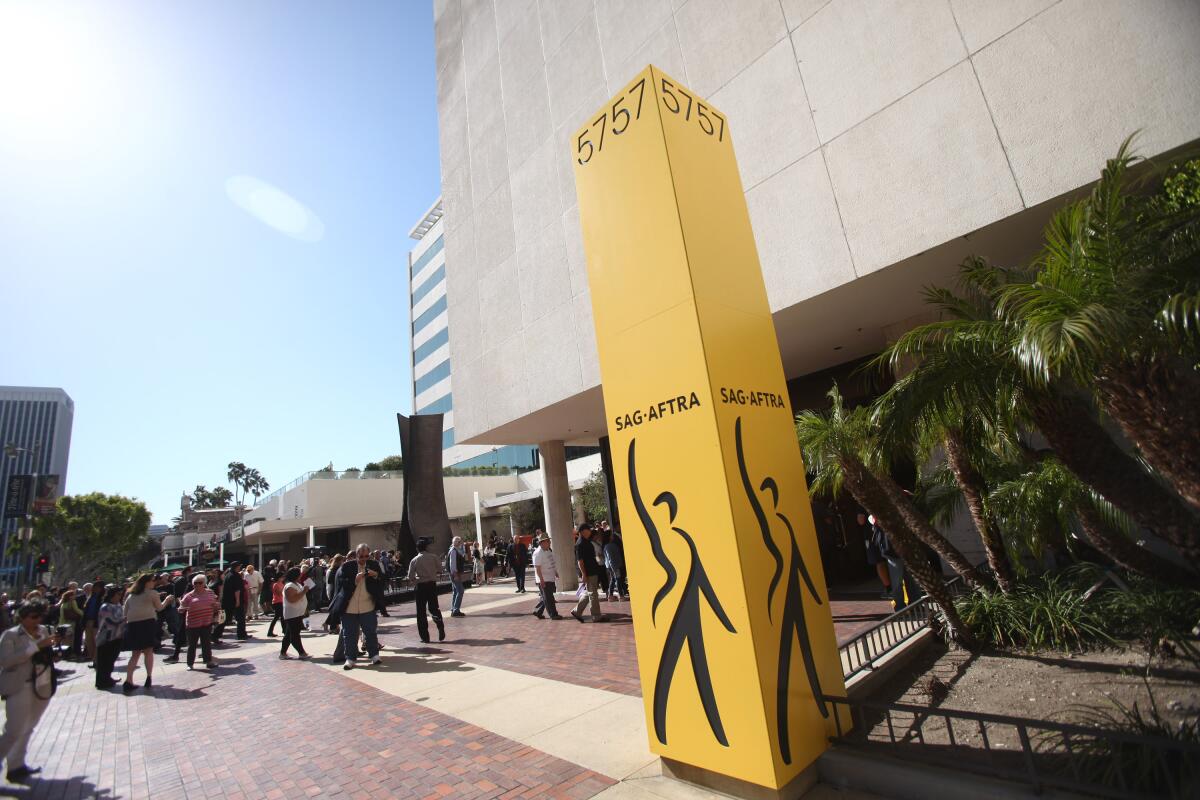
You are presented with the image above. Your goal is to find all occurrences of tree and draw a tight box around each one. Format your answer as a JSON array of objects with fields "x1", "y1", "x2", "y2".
[
  {"x1": 188, "y1": 484, "x2": 232, "y2": 509},
  {"x1": 578, "y1": 470, "x2": 611, "y2": 523},
  {"x1": 505, "y1": 498, "x2": 545, "y2": 536},
  {"x1": 30, "y1": 493, "x2": 151, "y2": 582},
  {"x1": 996, "y1": 146, "x2": 1200, "y2": 513},
  {"x1": 226, "y1": 462, "x2": 269, "y2": 508},
  {"x1": 795, "y1": 387, "x2": 976, "y2": 647},
  {"x1": 883, "y1": 257, "x2": 1200, "y2": 566}
]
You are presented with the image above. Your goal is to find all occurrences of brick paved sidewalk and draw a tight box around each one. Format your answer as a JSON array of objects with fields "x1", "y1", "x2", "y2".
[{"x1": 10, "y1": 650, "x2": 614, "y2": 800}]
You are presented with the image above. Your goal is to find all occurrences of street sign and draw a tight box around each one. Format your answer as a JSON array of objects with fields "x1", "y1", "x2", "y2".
[
  {"x1": 3, "y1": 475, "x2": 32, "y2": 519},
  {"x1": 573, "y1": 65, "x2": 847, "y2": 790}
]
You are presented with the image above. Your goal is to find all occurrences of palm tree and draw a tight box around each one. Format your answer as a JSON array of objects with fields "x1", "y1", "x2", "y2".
[
  {"x1": 883, "y1": 258, "x2": 1200, "y2": 568},
  {"x1": 796, "y1": 387, "x2": 976, "y2": 647},
  {"x1": 988, "y1": 458, "x2": 1196, "y2": 587},
  {"x1": 996, "y1": 143, "x2": 1200, "y2": 512}
]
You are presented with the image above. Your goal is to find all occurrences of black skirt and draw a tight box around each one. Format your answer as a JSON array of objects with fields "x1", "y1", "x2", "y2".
[{"x1": 124, "y1": 618, "x2": 158, "y2": 651}]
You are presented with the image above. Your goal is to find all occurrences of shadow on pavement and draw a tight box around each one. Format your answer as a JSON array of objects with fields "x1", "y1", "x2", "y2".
[
  {"x1": 0, "y1": 776, "x2": 117, "y2": 798},
  {"x1": 369, "y1": 653, "x2": 475, "y2": 674}
]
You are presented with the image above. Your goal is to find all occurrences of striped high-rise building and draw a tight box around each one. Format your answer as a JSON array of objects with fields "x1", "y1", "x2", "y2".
[
  {"x1": 408, "y1": 200, "x2": 540, "y2": 469},
  {"x1": 0, "y1": 386, "x2": 74, "y2": 576}
]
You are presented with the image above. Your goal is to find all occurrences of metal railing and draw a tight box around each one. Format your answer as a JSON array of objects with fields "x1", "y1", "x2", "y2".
[
  {"x1": 822, "y1": 694, "x2": 1200, "y2": 799},
  {"x1": 838, "y1": 575, "x2": 966, "y2": 681}
]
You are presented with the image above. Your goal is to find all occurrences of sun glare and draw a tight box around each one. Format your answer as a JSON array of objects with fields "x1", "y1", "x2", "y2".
[{"x1": 0, "y1": 2, "x2": 116, "y2": 158}]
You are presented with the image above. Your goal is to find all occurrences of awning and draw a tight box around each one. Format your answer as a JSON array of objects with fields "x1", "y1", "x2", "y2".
[{"x1": 479, "y1": 477, "x2": 590, "y2": 510}]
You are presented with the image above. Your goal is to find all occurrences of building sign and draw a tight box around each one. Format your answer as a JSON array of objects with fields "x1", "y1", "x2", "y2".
[
  {"x1": 3, "y1": 475, "x2": 32, "y2": 519},
  {"x1": 572, "y1": 66, "x2": 847, "y2": 790}
]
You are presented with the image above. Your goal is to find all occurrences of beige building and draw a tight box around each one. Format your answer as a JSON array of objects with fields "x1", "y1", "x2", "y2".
[{"x1": 432, "y1": 0, "x2": 1200, "y2": 570}]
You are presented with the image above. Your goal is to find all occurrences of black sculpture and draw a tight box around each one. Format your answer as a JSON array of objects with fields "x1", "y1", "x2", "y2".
[
  {"x1": 734, "y1": 416, "x2": 828, "y2": 766},
  {"x1": 628, "y1": 438, "x2": 736, "y2": 748},
  {"x1": 395, "y1": 413, "x2": 453, "y2": 561}
]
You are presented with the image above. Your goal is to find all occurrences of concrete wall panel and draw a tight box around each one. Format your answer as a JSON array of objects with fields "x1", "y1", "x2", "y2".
[
  {"x1": 710, "y1": 37, "x2": 817, "y2": 190},
  {"x1": 824, "y1": 63, "x2": 1021, "y2": 274},
  {"x1": 746, "y1": 150, "x2": 855, "y2": 310},
  {"x1": 522, "y1": 305, "x2": 584, "y2": 412},
  {"x1": 948, "y1": 0, "x2": 1056, "y2": 54},
  {"x1": 793, "y1": 0, "x2": 965, "y2": 143},
  {"x1": 517, "y1": 214, "x2": 572, "y2": 328},
  {"x1": 675, "y1": 0, "x2": 787, "y2": 97},
  {"x1": 974, "y1": 0, "x2": 1200, "y2": 206}
]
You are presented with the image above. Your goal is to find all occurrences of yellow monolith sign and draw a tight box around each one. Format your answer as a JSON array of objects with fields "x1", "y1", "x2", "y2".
[{"x1": 572, "y1": 66, "x2": 847, "y2": 790}]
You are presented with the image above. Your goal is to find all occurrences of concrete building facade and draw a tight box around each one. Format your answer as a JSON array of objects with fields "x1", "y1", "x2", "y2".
[
  {"x1": 432, "y1": 0, "x2": 1200, "y2": 569},
  {"x1": 434, "y1": 0, "x2": 1200, "y2": 447}
]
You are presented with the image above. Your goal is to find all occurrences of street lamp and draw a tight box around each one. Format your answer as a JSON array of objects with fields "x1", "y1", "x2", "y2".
[{"x1": 4, "y1": 440, "x2": 43, "y2": 595}]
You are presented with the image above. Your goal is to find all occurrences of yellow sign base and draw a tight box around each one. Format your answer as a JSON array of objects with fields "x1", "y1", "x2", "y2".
[{"x1": 572, "y1": 66, "x2": 848, "y2": 790}]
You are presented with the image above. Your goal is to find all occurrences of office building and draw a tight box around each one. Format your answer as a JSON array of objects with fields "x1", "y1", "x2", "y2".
[
  {"x1": 432, "y1": 1, "x2": 1200, "y2": 565},
  {"x1": 0, "y1": 386, "x2": 74, "y2": 576},
  {"x1": 409, "y1": 198, "x2": 543, "y2": 469}
]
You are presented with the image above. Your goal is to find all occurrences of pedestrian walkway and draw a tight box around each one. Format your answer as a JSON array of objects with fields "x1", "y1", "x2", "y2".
[{"x1": 3, "y1": 578, "x2": 889, "y2": 799}]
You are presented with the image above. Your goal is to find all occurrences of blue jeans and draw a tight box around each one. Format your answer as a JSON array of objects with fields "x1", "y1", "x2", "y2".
[
  {"x1": 450, "y1": 578, "x2": 465, "y2": 613},
  {"x1": 339, "y1": 612, "x2": 379, "y2": 660}
]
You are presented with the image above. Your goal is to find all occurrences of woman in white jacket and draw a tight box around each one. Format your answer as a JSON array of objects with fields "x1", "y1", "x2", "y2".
[{"x1": 0, "y1": 598, "x2": 57, "y2": 783}]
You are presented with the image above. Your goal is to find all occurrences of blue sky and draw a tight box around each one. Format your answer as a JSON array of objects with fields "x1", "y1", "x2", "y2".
[{"x1": 0, "y1": 1, "x2": 438, "y2": 523}]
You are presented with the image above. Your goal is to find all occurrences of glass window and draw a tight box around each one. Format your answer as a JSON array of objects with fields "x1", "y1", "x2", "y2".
[
  {"x1": 412, "y1": 295, "x2": 447, "y2": 335},
  {"x1": 413, "y1": 328, "x2": 449, "y2": 365},
  {"x1": 442, "y1": 427, "x2": 456, "y2": 449},
  {"x1": 414, "y1": 360, "x2": 451, "y2": 396},
  {"x1": 418, "y1": 393, "x2": 453, "y2": 415},
  {"x1": 411, "y1": 264, "x2": 445, "y2": 307},
  {"x1": 410, "y1": 234, "x2": 444, "y2": 278}
]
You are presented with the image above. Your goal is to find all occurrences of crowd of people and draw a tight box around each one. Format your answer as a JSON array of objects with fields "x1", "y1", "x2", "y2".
[{"x1": 0, "y1": 522, "x2": 628, "y2": 784}]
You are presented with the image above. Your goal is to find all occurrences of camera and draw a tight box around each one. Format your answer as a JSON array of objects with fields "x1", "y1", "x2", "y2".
[{"x1": 55, "y1": 625, "x2": 70, "y2": 637}]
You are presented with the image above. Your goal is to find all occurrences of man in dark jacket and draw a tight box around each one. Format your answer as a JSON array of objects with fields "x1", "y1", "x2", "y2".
[
  {"x1": 508, "y1": 537, "x2": 528, "y2": 594},
  {"x1": 328, "y1": 544, "x2": 386, "y2": 669},
  {"x1": 217, "y1": 562, "x2": 248, "y2": 641}
]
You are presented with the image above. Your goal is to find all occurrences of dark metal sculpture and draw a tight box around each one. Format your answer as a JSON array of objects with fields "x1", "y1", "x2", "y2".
[{"x1": 396, "y1": 413, "x2": 452, "y2": 560}]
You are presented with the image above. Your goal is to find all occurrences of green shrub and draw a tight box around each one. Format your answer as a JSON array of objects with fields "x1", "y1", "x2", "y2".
[
  {"x1": 955, "y1": 573, "x2": 1109, "y2": 650},
  {"x1": 955, "y1": 563, "x2": 1200, "y2": 654},
  {"x1": 1058, "y1": 695, "x2": 1200, "y2": 797}
]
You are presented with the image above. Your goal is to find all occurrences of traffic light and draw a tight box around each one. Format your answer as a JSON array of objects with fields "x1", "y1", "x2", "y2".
[{"x1": 35, "y1": 554, "x2": 49, "y2": 572}]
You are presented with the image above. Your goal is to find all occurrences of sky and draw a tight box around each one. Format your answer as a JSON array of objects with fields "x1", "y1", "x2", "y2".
[{"x1": 0, "y1": 1, "x2": 439, "y2": 524}]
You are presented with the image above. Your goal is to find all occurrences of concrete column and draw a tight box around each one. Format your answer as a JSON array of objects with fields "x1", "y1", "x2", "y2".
[{"x1": 539, "y1": 440, "x2": 577, "y2": 591}]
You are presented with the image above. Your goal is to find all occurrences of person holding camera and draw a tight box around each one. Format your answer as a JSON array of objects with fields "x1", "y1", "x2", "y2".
[
  {"x1": 0, "y1": 598, "x2": 58, "y2": 782},
  {"x1": 329, "y1": 544, "x2": 385, "y2": 669}
]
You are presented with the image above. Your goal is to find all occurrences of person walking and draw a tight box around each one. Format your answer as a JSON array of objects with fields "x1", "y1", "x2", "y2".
[
  {"x1": 448, "y1": 536, "x2": 469, "y2": 617},
  {"x1": 329, "y1": 545, "x2": 384, "y2": 669},
  {"x1": 323, "y1": 554, "x2": 346, "y2": 635},
  {"x1": 82, "y1": 581, "x2": 103, "y2": 667},
  {"x1": 179, "y1": 575, "x2": 220, "y2": 670},
  {"x1": 0, "y1": 599, "x2": 58, "y2": 783},
  {"x1": 217, "y1": 562, "x2": 248, "y2": 641},
  {"x1": 243, "y1": 564, "x2": 264, "y2": 620},
  {"x1": 483, "y1": 541, "x2": 497, "y2": 584},
  {"x1": 280, "y1": 566, "x2": 315, "y2": 659},
  {"x1": 571, "y1": 523, "x2": 607, "y2": 623},
  {"x1": 604, "y1": 531, "x2": 627, "y2": 601},
  {"x1": 123, "y1": 574, "x2": 174, "y2": 693},
  {"x1": 266, "y1": 572, "x2": 285, "y2": 637},
  {"x1": 164, "y1": 566, "x2": 193, "y2": 664},
  {"x1": 407, "y1": 538, "x2": 445, "y2": 643},
  {"x1": 531, "y1": 534, "x2": 562, "y2": 620},
  {"x1": 509, "y1": 536, "x2": 528, "y2": 594},
  {"x1": 94, "y1": 585, "x2": 125, "y2": 689},
  {"x1": 55, "y1": 588, "x2": 82, "y2": 660}
]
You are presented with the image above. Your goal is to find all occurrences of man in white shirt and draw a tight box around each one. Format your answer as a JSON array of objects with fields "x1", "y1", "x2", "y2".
[
  {"x1": 243, "y1": 564, "x2": 264, "y2": 620},
  {"x1": 531, "y1": 534, "x2": 562, "y2": 620}
]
